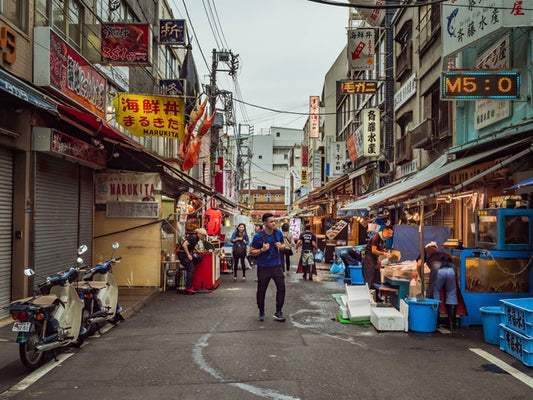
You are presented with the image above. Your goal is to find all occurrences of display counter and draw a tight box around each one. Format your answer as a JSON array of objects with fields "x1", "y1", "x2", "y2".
[{"x1": 192, "y1": 250, "x2": 221, "y2": 290}]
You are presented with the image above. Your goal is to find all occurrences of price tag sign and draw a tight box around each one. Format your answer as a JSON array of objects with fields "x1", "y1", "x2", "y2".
[{"x1": 441, "y1": 71, "x2": 520, "y2": 100}]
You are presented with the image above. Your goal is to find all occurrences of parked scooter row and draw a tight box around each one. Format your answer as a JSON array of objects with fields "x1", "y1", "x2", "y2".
[{"x1": 4, "y1": 243, "x2": 122, "y2": 370}]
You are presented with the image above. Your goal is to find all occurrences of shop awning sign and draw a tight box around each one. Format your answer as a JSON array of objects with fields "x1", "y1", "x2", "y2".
[{"x1": 114, "y1": 93, "x2": 184, "y2": 140}]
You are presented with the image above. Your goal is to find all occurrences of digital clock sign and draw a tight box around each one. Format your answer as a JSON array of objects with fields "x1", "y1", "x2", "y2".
[{"x1": 441, "y1": 71, "x2": 520, "y2": 100}]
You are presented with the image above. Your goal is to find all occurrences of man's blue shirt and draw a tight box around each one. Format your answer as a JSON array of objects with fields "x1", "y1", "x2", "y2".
[{"x1": 251, "y1": 229, "x2": 284, "y2": 267}]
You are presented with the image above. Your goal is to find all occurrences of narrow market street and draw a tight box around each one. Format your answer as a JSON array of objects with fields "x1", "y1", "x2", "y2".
[{"x1": 1, "y1": 265, "x2": 532, "y2": 400}]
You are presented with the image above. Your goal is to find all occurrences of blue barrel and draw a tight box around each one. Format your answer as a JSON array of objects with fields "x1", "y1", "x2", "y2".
[
  {"x1": 480, "y1": 306, "x2": 501, "y2": 345},
  {"x1": 406, "y1": 298, "x2": 441, "y2": 332}
]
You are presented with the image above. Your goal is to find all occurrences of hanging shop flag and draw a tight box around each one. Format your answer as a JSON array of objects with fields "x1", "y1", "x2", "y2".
[
  {"x1": 302, "y1": 146, "x2": 309, "y2": 167},
  {"x1": 34, "y1": 27, "x2": 107, "y2": 118},
  {"x1": 347, "y1": 133, "x2": 358, "y2": 163},
  {"x1": 309, "y1": 96, "x2": 320, "y2": 138},
  {"x1": 347, "y1": 28, "x2": 375, "y2": 71},
  {"x1": 101, "y1": 23, "x2": 150, "y2": 66},
  {"x1": 159, "y1": 19, "x2": 186, "y2": 45},
  {"x1": 114, "y1": 93, "x2": 184, "y2": 140},
  {"x1": 327, "y1": 141, "x2": 346, "y2": 178},
  {"x1": 348, "y1": 1, "x2": 385, "y2": 27},
  {"x1": 159, "y1": 79, "x2": 186, "y2": 96}
]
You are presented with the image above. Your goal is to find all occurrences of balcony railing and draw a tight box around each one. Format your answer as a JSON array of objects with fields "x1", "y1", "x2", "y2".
[
  {"x1": 419, "y1": 6, "x2": 441, "y2": 55},
  {"x1": 410, "y1": 119, "x2": 434, "y2": 148},
  {"x1": 395, "y1": 133, "x2": 412, "y2": 164},
  {"x1": 396, "y1": 42, "x2": 412, "y2": 81}
]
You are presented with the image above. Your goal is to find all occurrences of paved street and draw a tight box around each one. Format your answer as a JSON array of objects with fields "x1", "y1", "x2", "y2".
[{"x1": 1, "y1": 265, "x2": 533, "y2": 400}]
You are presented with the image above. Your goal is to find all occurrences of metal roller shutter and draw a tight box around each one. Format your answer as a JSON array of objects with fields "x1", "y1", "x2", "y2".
[
  {"x1": 79, "y1": 167, "x2": 94, "y2": 267},
  {"x1": 34, "y1": 155, "x2": 79, "y2": 280},
  {"x1": 0, "y1": 149, "x2": 13, "y2": 319}
]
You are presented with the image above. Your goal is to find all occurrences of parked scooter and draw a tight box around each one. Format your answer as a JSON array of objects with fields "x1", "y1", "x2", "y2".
[
  {"x1": 75, "y1": 242, "x2": 122, "y2": 335},
  {"x1": 4, "y1": 247, "x2": 87, "y2": 370}
]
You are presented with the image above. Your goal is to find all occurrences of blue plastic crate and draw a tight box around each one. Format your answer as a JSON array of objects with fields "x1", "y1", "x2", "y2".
[
  {"x1": 348, "y1": 265, "x2": 364, "y2": 285},
  {"x1": 500, "y1": 298, "x2": 533, "y2": 337},
  {"x1": 499, "y1": 324, "x2": 533, "y2": 367}
]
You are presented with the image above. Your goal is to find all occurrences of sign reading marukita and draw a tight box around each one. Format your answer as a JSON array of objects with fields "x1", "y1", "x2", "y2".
[{"x1": 114, "y1": 94, "x2": 184, "y2": 140}]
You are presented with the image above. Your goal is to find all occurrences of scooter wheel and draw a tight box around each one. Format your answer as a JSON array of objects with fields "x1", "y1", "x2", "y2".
[{"x1": 19, "y1": 327, "x2": 44, "y2": 370}]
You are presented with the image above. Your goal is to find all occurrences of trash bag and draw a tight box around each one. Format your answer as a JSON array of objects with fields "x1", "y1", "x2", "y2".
[
  {"x1": 314, "y1": 250, "x2": 324, "y2": 263},
  {"x1": 330, "y1": 259, "x2": 345, "y2": 274}
]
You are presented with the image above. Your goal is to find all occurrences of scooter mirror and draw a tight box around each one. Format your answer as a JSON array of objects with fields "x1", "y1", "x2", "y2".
[
  {"x1": 24, "y1": 269, "x2": 35, "y2": 277},
  {"x1": 112, "y1": 242, "x2": 119, "y2": 249},
  {"x1": 78, "y1": 245, "x2": 88, "y2": 255},
  {"x1": 77, "y1": 257, "x2": 84, "y2": 265}
]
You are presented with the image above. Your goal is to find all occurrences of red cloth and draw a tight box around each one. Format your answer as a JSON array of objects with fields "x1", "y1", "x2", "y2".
[{"x1": 204, "y1": 207, "x2": 222, "y2": 235}]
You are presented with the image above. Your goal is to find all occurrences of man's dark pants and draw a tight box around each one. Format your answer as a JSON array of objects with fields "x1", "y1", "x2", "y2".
[{"x1": 256, "y1": 265, "x2": 285, "y2": 313}]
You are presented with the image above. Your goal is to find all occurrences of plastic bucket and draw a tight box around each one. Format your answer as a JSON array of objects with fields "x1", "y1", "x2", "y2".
[
  {"x1": 480, "y1": 306, "x2": 501, "y2": 345},
  {"x1": 406, "y1": 298, "x2": 440, "y2": 332}
]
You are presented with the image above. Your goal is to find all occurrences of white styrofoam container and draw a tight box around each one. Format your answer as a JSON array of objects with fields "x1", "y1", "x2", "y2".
[
  {"x1": 370, "y1": 307, "x2": 405, "y2": 331},
  {"x1": 341, "y1": 295, "x2": 348, "y2": 307},
  {"x1": 400, "y1": 299, "x2": 409, "y2": 332},
  {"x1": 345, "y1": 283, "x2": 371, "y2": 301},
  {"x1": 347, "y1": 299, "x2": 371, "y2": 322},
  {"x1": 339, "y1": 305, "x2": 349, "y2": 320}
]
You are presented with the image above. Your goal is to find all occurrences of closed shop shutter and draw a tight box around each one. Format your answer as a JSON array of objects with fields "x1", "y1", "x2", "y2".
[
  {"x1": 0, "y1": 149, "x2": 13, "y2": 319},
  {"x1": 34, "y1": 155, "x2": 79, "y2": 280},
  {"x1": 79, "y1": 167, "x2": 93, "y2": 267}
]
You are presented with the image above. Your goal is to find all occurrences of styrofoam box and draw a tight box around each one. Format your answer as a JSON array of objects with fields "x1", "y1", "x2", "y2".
[
  {"x1": 345, "y1": 283, "x2": 371, "y2": 301},
  {"x1": 339, "y1": 305, "x2": 349, "y2": 320},
  {"x1": 347, "y1": 299, "x2": 371, "y2": 322},
  {"x1": 400, "y1": 299, "x2": 409, "y2": 332},
  {"x1": 370, "y1": 307, "x2": 405, "y2": 331},
  {"x1": 341, "y1": 295, "x2": 348, "y2": 307}
]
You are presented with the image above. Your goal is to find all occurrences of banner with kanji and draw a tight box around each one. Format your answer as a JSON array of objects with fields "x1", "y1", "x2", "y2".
[{"x1": 114, "y1": 94, "x2": 184, "y2": 140}]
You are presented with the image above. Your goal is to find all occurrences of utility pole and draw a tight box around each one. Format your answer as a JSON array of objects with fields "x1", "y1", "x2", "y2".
[{"x1": 209, "y1": 49, "x2": 218, "y2": 186}]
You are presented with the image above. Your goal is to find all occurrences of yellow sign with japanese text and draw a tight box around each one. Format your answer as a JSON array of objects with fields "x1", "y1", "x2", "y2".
[{"x1": 114, "y1": 93, "x2": 184, "y2": 140}]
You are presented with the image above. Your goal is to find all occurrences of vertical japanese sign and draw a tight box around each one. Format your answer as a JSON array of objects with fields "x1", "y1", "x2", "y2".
[
  {"x1": 101, "y1": 23, "x2": 150, "y2": 66},
  {"x1": 312, "y1": 151, "x2": 322, "y2": 190},
  {"x1": 327, "y1": 141, "x2": 346, "y2": 178},
  {"x1": 114, "y1": 93, "x2": 184, "y2": 140},
  {"x1": 302, "y1": 146, "x2": 309, "y2": 167},
  {"x1": 354, "y1": 108, "x2": 380, "y2": 158},
  {"x1": 159, "y1": 20, "x2": 186, "y2": 45},
  {"x1": 34, "y1": 27, "x2": 107, "y2": 118},
  {"x1": 284, "y1": 173, "x2": 291, "y2": 206},
  {"x1": 442, "y1": 0, "x2": 532, "y2": 58},
  {"x1": 301, "y1": 168, "x2": 308, "y2": 186},
  {"x1": 363, "y1": 108, "x2": 380, "y2": 157},
  {"x1": 474, "y1": 35, "x2": 511, "y2": 130},
  {"x1": 347, "y1": 28, "x2": 375, "y2": 71},
  {"x1": 309, "y1": 96, "x2": 320, "y2": 138}
]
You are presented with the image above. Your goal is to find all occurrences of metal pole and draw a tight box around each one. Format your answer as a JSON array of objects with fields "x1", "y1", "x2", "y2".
[{"x1": 419, "y1": 201, "x2": 425, "y2": 296}]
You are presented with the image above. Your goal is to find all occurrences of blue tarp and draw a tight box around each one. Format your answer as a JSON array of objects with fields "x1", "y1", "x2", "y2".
[{"x1": 392, "y1": 224, "x2": 451, "y2": 261}]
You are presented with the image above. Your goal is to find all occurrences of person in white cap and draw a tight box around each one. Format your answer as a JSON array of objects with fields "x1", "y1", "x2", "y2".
[{"x1": 176, "y1": 228, "x2": 207, "y2": 294}]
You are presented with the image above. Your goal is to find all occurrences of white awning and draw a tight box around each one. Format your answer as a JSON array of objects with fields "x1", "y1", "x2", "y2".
[{"x1": 341, "y1": 141, "x2": 523, "y2": 211}]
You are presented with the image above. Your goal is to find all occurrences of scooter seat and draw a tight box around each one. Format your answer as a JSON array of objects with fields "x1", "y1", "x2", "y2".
[{"x1": 73, "y1": 281, "x2": 108, "y2": 290}]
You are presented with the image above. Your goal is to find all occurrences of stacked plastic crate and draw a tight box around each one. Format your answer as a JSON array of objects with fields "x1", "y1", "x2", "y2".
[{"x1": 499, "y1": 298, "x2": 533, "y2": 367}]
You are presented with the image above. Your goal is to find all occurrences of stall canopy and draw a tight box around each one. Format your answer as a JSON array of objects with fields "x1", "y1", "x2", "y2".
[
  {"x1": 340, "y1": 140, "x2": 526, "y2": 213},
  {"x1": 505, "y1": 176, "x2": 533, "y2": 193}
]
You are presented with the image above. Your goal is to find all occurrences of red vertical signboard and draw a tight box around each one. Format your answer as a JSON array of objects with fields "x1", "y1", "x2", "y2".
[{"x1": 302, "y1": 146, "x2": 309, "y2": 167}]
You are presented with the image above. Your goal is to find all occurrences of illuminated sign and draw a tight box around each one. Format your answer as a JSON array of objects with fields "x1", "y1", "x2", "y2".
[
  {"x1": 159, "y1": 19, "x2": 186, "y2": 45},
  {"x1": 441, "y1": 71, "x2": 520, "y2": 100},
  {"x1": 101, "y1": 23, "x2": 150, "y2": 66},
  {"x1": 337, "y1": 80, "x2": 377, "y2": 95}
]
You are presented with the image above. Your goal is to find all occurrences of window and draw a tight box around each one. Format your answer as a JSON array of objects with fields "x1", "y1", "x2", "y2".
[
  {"x1": 258, "y1": 155, "x2": 262, "y2": 159},
  {"x1": 275, "y1": 194, "x2": 281, "y2": 199},
  {"x1": 45, "y1": 0, "x2": 84, "y2": 50},
  {"x1": 253, "y1": 194, "x2": 259, "y2": 201},
  {"x1": 284, "y1": 154, "x2": 288, "y2": 159},
  {"x1": 1, "y1": 0, "x2": 27, "y2": 31},
  {"x1": 265, "y1": 194, "x2": 271, "y2": 202},
  {"x1": 276, "y1": 132, "x2": 280, "y2": 137},
  {"x1": 35, "y1": 0, "x2": 49, "y2": 26}
]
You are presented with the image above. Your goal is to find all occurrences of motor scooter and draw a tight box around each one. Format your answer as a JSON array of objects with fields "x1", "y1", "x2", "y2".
[
  {"x1": 75, "y1": 242, "x2": 122, "y2": 335},
  {"x1": 4, "y1": 247, "x2": 87, "y2": 370}
]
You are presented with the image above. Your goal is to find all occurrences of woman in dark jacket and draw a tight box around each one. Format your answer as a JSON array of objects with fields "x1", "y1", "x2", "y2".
[{"x1": 231, "y1": 223, "x2": 249, "y2": 282}]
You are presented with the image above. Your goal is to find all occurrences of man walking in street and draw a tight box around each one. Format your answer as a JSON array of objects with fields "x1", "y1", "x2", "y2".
[
  {"x1": 250, "y1": 213, "x2": 286, "y2": 322},
  {"x1": 363, "y1": 226, "x2": 393, "y2": 302},
  {"x1": 295, "y1": 224, "x2": 318, "y2": 281}
]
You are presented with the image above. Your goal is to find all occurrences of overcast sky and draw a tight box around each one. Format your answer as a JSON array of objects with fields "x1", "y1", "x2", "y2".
[{"x1": 171, "y1": 0, "x2": 349, "y2": 135}]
